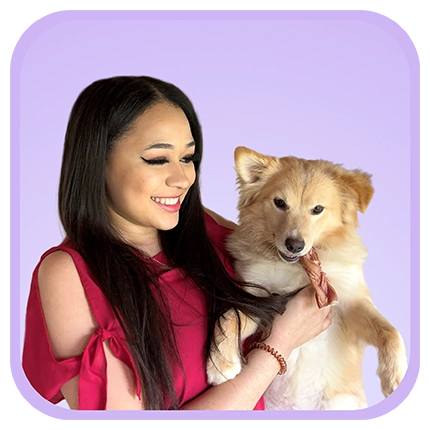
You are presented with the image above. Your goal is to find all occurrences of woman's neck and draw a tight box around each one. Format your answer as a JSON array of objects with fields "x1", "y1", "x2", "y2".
[{"x1": 113, "y1": 224, "x2": 162, "y2": 256}]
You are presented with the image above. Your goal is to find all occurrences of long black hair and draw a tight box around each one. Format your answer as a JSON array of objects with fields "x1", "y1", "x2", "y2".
[{"x1": 58, "y1": 76, "x2": 286, "y2": 409}]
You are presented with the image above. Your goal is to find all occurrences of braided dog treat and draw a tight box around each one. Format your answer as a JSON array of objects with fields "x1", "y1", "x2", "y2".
[{"x1": 300, "y1": 247, "x2": 338, "y2": 308}]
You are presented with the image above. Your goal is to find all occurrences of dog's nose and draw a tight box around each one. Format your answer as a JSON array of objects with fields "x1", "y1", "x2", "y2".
[{"x1": 285, "y1": 237, "x2": 305, "y2": 254}]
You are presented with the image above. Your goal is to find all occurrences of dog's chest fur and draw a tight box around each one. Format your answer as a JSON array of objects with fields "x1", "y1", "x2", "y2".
[
  {"x1": 236, "y1": 254, "x2": 365, "y2": 410},
  {"x1": 266, "y1": 328, "x2": 336, "y2": 409},
  {"x1": 237, "y1": 259, "x2": 309, "y2": 295}
]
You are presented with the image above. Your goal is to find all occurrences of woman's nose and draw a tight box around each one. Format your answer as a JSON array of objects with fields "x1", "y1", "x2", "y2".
[{"x1": 166, "y1": 162, "x2": 194, "y2": 189}]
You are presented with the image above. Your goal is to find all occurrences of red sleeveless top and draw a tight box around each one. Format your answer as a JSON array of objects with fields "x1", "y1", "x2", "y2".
[{"x1": 22, "y1": 212, "x2": 265, "y2": 410}]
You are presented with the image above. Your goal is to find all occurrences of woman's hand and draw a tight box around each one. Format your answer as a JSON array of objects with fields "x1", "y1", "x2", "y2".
[
  {"x1": 266, "y1": 285, "x2": 333, "y2": 358},
  {"x1": 184, "y1": 286, "x2": 332, "y2": 410}
]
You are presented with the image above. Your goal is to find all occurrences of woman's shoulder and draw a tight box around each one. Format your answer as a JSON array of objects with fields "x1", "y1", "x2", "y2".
[
  {"x1": 37, "y1": 246, "x2": 80, "y2": 298},
  {"x1": 203, "y1": 208, "x2": 237, "y2": 264},
  {"x1": 37, "y1": 248, "x2": 98, "y2": 360},
  {"x1": 38, "y1": 247, "x2": 76, "y2": 279},
  {"x1": 204, "y1": 207, "x2": 237, "y2": 231},
  {"x1": 37, "y1": 240, "x2": 93, "y2": 282}
]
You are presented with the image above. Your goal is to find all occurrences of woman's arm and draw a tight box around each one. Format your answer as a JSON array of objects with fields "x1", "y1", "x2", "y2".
[
  {"x1": 38, "y1": 252, "x2": 331, "y2": 411},
  {"x1": 182, "y1": 347, "x2": 282, "y2": 410},
  {"x1": 38, "y1": 251, "x2": 142, "y2": 410},
  {"x1": 58, "y1": 343, "x2": 143, "y2": 410},
  {"x1": 182, "y1": 286, "x2": 332, "y2": 410}
]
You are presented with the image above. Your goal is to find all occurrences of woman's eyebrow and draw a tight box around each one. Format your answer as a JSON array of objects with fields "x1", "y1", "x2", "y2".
[{"x1": 143, "y1": 141, "x2": 195, "y2": 151}]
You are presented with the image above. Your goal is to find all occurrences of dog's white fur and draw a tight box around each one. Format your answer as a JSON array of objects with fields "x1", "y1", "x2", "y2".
[{"x1": 206, "y1": 146, "x2": 407, "y2": 410}]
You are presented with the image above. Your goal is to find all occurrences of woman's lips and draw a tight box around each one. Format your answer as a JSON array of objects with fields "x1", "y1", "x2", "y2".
[{"x1": 151, "y1": 196, "x2": 181, "y2": 213}]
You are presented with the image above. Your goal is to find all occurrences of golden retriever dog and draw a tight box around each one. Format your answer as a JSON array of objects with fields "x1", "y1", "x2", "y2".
[{"x1": 206, "y1": 146, "x2": 407, "y2": 410}]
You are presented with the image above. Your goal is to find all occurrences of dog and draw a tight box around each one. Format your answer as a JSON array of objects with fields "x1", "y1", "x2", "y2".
[{"x1": 206, "y1": 146, "x2": 407, "y2": 410}]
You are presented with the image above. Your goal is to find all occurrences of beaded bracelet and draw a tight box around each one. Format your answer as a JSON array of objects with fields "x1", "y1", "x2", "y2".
[{"x1": 250, "y1": 341, "x2": 288, "y2": 375}]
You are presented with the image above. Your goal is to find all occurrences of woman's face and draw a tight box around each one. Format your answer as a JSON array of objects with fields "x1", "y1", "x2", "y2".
[{"x1": 105, "y1": 102, "x2": 197, "y2": 245}]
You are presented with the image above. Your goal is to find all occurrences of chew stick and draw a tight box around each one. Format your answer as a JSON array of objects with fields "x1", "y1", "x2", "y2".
[{"x1": 300, "y1": 247, "x2": 338, "y2": 308}]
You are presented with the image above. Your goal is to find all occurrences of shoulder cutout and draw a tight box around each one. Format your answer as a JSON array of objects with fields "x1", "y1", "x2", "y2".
[{"x1": 38, "y1": 250, "x2": 98, "y2": 360}]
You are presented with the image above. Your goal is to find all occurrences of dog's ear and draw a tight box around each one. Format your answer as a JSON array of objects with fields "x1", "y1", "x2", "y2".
[
  {"x1": 234, "y1": 146, "x2": 280, "y2": 185},
  {"x1": 338, "y1": 168, "x2": 374, "y2": 213}
]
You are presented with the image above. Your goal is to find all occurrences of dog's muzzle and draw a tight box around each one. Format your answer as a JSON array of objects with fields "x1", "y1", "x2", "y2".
[
  {"x1": 278, "y1": 238, "x2": 306, "y2": 262},
  {"x1": 278, "y1": 250, "x2": 300, "y2": 263}
]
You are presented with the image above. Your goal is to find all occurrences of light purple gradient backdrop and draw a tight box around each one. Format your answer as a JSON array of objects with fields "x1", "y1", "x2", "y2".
[{"x1": 11, "y1": 11, "x2": 419, "y2": 420}]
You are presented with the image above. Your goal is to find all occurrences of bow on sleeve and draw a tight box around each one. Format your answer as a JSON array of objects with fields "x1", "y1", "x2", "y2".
[{"x1": 78, "y1": 327, "x2": 142, "y2": 410}]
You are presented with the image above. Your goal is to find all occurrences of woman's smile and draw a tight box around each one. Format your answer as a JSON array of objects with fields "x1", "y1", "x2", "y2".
[{"x1": 150, "y1": 195, "x2": 182, "y2": 212}]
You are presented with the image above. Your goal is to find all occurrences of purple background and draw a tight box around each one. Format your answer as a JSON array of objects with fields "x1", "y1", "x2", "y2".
[{"x1": 11, "y1": 10, "x2": 419, "y2": 420}]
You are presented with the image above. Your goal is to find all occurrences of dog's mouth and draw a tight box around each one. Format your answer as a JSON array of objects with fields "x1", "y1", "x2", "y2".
[{"x1": 278, "y1": 250, "x2": 301, "y2": 263}]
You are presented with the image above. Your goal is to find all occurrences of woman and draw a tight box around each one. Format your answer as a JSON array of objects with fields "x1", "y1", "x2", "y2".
[{"x1": 22, "y1": 76, "x2": 332, "y2": 410}]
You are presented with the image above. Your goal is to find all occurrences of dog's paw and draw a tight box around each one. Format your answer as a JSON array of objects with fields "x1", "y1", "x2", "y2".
[
  {"x1": 206, "y1": 354, "x2": 242, "y2": 386},
  {"x1": 206, "y1": 308, "x2": 244, "y2": 385},
  {"x1": 378, "y1": 330, "x2": 408, "y2": 397}
]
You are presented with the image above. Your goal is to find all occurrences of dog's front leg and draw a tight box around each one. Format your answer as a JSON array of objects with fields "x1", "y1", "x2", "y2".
[
  {"x1": 345, "y1": 299, "x2": 407, "y2": 397},
  {"x1": 206, "y1": 309, "x2": 259, "y2": 385}
]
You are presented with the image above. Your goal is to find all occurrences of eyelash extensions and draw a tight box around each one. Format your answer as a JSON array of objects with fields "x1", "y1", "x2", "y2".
[{"x1": 141, "y1": 154, "x2": 199, "y2": 165}]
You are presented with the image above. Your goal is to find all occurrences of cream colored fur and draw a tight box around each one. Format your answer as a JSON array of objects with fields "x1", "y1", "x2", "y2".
[{"x1": 206, "y1": 146, "x2": 407, "y2": 410}]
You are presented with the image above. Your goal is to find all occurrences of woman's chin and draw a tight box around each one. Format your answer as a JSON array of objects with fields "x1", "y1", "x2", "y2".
[{"x1": 157, "y1": 215, "x2": 180, "y2": 231}]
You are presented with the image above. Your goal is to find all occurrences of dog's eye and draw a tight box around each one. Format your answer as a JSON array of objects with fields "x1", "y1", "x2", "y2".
[
  {"x1": 274, "y1": 198, "x2": 287, "y2": 209},
  {"x1": 312, "y1": 205, "x2": 324, "y2": 215}
]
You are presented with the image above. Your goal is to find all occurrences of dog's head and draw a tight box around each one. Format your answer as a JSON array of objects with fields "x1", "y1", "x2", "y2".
[{"x1": 233, "y1": 146, "x2": 374, "y2": 262}]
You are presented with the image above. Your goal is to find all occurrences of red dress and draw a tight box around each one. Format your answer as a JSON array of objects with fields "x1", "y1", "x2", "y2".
[{"x1": 22, "y1": 212, "x2": 265, "y2": 410}]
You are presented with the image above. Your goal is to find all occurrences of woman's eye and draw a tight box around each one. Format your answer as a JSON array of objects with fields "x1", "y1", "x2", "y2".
[
  {"x1": 311, "y1": 205, "x2": 324, "y2": 215},
  {"x1": 181, "y1": 154, "x2": 196, "y2": 164},
  {"x1": 274, "y1": 198, "x2": 287, "y2": 209},
  {"x1": 141, "y1": 157, "x2": 168, "y2": 165}
]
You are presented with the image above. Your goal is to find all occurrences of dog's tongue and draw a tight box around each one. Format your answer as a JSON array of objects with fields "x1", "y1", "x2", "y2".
[{"x1": 300, "y1": 247, "x2": 338, "y2": 308}]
